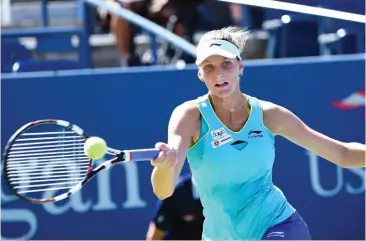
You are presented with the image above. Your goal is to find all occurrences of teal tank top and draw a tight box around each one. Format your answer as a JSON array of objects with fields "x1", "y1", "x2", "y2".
[{"x1": 187, "y1": 94, "x2": 295, "y2": 240}]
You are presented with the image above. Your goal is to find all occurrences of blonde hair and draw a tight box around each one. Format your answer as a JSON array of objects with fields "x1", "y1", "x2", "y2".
[{"x1": 198, "y1": 26, "x2": 251, "y2": 53}]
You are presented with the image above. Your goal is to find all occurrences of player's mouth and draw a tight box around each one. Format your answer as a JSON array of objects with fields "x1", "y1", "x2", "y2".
[{"x1": 215, "y1": 82, "x2": 228, "y2": 88}]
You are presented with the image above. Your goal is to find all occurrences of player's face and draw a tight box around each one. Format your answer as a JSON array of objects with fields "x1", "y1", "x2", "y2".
[{"x1": 197, "y1": 55, "x2": 243, "y2": 98}]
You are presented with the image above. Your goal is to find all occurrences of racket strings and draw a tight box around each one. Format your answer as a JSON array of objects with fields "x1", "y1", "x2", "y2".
[
  {"x1": 6, "y1": 129, "x2": 91, "y2": 199},
  {"x1": 8, "y1": 153, "x2": 86, "y2": 161},
  {"x1": 7, "y1": 160, "x2": 90, "y2": 169},
  {"x1": 8, "y1": 150, "x2": 85, "y2": 158},
  {"x1": 7, "y1": 165, "x2": 90, "y2": 173},
  {"x1": 7, "y1": 157, "x2": 88, "y2": 165},
  {"x1": 11, "y1": 139, "x2": 85, "y2": 147}
]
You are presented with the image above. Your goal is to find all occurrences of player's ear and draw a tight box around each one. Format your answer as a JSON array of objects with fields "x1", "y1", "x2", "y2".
[
  {"x1": 238, "y1": 61, "x2": 244, "y2": 75},
  {"x1": 197, "y1": 70, "x2": 204, "y2": 82}
]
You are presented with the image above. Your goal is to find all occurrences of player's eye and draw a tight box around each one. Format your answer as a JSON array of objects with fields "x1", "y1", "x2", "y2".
[
  {"x1": 204, "y1": 64, "x2": 213, "y2": 70},
  {"x1": 222, "y1": 61, "x2": 232, "y2": 67}
]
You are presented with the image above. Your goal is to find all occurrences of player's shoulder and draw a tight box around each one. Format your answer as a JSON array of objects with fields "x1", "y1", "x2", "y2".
[
  {"x1": 256, "y1": 98, "x2": 280, "y2": 113},
  {"x1": 171, "y1": 99, "x2": 201, "y2": 122},
  {"x1": 254, "y1": 97, "x2": 288, "y2": 135}
]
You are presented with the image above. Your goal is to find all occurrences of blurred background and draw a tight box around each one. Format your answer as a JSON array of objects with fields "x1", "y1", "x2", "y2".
[{"x1": 1, "y1": 0, "x2": 365, "y2": 240}]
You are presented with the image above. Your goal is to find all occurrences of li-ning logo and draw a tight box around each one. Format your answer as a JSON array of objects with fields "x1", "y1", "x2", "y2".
[
  {"x1": 266, "y1": 232, "x2": 284, "y2": 238},
  {"x1": 210, "y1": 43, "x2": 222, "y2": 47},
  {"x1": 248, "y1": 130, "x2": 263, "y2": 138}
]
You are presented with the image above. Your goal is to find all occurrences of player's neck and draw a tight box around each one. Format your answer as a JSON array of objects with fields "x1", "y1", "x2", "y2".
[{"x1": 209, "y1": 90, "x2": 248, "y2": 113}]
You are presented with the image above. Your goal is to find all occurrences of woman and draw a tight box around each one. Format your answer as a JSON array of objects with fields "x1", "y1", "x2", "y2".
[{"x1": 150, "y1": 26, "x2": 366, "y2": 240}]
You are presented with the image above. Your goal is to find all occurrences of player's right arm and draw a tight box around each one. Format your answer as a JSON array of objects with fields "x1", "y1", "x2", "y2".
[{"x1": 151, "y1": 101, "x2": 199, "y2": 200}]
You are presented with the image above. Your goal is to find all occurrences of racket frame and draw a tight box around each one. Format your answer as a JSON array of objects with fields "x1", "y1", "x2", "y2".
[{"x1": 2, "y1": 119, "x2": 158, "y2": 204}]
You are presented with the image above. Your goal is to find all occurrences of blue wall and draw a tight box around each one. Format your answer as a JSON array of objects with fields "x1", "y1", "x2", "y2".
[{"x1": 2, "y1": 54, "x2": 365, "y2": 240}]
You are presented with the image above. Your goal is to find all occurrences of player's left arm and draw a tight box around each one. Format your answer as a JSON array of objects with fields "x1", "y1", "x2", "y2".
[{"x1": 264, "y1": 102, "x2": 366, "y2": 168}]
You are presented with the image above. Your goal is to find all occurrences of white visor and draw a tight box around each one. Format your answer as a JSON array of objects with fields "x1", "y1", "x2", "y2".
[{"x1": 195, "y1": 39, "x2": 241, "y2": 65}]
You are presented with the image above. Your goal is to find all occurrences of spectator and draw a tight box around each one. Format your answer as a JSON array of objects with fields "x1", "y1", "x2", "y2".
[
  {"x1": 101, "y1": 0, "x2": 204, "y2": 67},
  {"x1": 146, "y1": 173, "x2": 204, "y2": 240}
]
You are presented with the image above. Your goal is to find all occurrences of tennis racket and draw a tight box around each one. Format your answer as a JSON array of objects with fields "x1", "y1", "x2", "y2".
[{"x1": 2, "y1": 119, "x2": 160, "y2": 204}]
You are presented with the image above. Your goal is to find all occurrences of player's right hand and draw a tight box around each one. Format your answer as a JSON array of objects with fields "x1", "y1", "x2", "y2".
[{"x1": 151, "y1": 142, "x2": 178, "y2": 168}]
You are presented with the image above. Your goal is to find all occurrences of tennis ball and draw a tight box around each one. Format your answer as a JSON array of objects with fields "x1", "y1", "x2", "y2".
[{"x1": 84, "y1": 137, "x2": 107, "y2": 160}]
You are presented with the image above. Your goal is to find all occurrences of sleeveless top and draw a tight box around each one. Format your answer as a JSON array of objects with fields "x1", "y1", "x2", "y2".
[{"x1": 186, "y1": 94, "x2": 295, "y2": 240}]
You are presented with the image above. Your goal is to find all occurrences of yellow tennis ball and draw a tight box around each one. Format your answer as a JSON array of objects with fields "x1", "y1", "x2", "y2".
[{"x1": 84, "y1": 137, "x2": 107, "y2": 160}]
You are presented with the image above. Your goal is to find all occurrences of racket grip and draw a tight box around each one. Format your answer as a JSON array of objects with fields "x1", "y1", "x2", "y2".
[{"x1": 124, "y1": 148, "x2": 160, "y2": 162}]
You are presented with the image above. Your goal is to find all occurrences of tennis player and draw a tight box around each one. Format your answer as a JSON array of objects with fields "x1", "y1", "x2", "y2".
[{"x1": 150, "y1": 26, "x2": 366, "y2": 240}]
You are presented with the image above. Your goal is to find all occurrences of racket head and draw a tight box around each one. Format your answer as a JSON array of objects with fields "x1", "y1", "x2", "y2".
[{"x1": 2, "y1": 119, "x2": 95, "y2": 204}]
